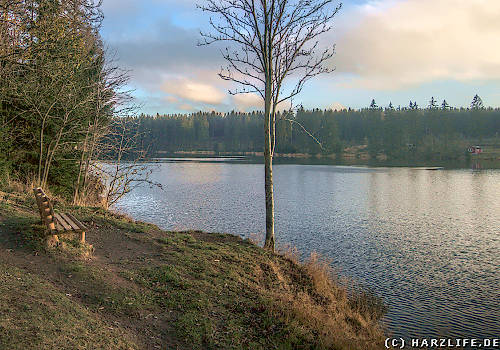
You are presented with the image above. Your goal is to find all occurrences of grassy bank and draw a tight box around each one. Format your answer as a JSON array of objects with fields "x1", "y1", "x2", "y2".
[{"x1": 0, "y1": 187, "x2": 386, "y2": 349}]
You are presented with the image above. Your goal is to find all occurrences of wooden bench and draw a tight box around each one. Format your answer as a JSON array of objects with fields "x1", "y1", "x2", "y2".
[{"x1": 33, "y1": 187, "x2": 87, "y2": 244}]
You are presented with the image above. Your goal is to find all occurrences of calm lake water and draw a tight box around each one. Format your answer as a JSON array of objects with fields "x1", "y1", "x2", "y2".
[{"x1": 116, "y1": 159, "x2": 500, "y2": 340}]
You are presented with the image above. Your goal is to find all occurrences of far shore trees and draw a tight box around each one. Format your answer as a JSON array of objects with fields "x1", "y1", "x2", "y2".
[
  {"x1": 199, "y1": 0, "x2": 342, "y2": 252},
  {"x1": 124, "y1": 104, "x2": 499, "y2": 159}
]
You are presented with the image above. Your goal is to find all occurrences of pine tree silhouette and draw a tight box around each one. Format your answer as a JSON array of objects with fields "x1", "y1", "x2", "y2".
[
  {"x1": 428, "y1": 97, "x2": 438, "y2": 109},
  {"x1": 471, "y1": 94, "x2": 484, "y2": 110}
]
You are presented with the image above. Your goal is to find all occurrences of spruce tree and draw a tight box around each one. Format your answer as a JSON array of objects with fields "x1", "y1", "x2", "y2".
[
  {"x1": 471, "y1": 94, "x2": 484, "y2": 110},
  {"x1": 428, "y1": 97, "x2": 438, "y2": 109}
]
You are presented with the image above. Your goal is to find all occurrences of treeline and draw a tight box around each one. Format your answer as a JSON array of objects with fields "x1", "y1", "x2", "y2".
[
  {"x1": 0, "y1": 0, "x2": 126, "y2": 200},
  {"x1": 135, "y1": 109, "x2": 342, "y2": 155},
  {"x1": 133, "y1": 98, "x2": 499, "y2": 160}
]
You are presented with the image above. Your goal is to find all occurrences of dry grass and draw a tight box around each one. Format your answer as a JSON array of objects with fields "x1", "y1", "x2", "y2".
[
  {"x1": 276, "y1": 247, "x2": 387, "y2": 344},
  {"x1": 253, "y1": 251, "x2": 386, "y2": 349},
  {"x1": 1, "y1": 178, "x2": 104, "y2": 209},
  {"x1": 72, "y1": 173, "x2": 106, "y2": 207},
  {"x1": 1, "y1": 180, "x2": 67, "y2": 208},
  {"x1": 247, "y1": 231, "x2": 265, "y2": 246},
  {"x1": 277, "y1": 242, "x2": 300, "y2": 263}
]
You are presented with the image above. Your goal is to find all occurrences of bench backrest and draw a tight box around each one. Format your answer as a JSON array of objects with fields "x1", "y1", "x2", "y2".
[{"x1": 33, "y1": 187, "x2": 56, "y2": 232}]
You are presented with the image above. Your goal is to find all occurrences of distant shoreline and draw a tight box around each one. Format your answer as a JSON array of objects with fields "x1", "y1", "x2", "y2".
[
  {"x1": 149, "y1": 150, "x2": 500, "y2": 169},
  {"x1": 156, "y1": 147, "x2": 500, "y2": 161}
]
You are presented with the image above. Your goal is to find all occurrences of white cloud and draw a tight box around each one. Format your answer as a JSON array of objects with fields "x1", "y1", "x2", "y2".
[
  {"x1": 232, "y1": 93, "x2": 263, "y2": 111},
  {"x1": 162, "y1": 78, "x2": 226, "y2": 105},
  {"x1": 178, "y1": 103, "x2": 195, "y2": 111},
  {"x1": 334, "y1": 0, "x2": 500, "y2": 89},
  {"x1": 101, "y1": 0, "x2": 139, "y2": 16},
  {"x1": 165, "y1": 95, "x2": 179, "y2": 104}
]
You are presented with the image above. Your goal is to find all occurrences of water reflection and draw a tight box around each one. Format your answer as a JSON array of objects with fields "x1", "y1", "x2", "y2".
[
  {"x1": 168, "y1": 162, "x2": 225, "y2": 184},
  {"x1": 116, "y1": 162, "x2": 500, "y2": 339}
]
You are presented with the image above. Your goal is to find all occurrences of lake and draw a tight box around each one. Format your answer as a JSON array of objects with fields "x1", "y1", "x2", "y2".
[{"x1": 115, "y1": 158, "x2": 500, "y2": 340}]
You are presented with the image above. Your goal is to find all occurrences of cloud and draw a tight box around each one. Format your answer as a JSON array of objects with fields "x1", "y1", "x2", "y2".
[
  {"x1": 232, "y1": 93, "x2": 263, "y2": 111},
  {"x1": 178, "y1": 103, "x2": 195, "y2": 111},
  {"x1": 101, "y1": 3, "x2": 234, "y2": 112},
  {"x1": 104, "y1": 19, "x2": 222, "y2": 81},
  {"x1": 101, "y1": 0, "x2": 140, "y2": 17},
  {"x1": 165, "y1": 95, "x2": 179, "y2": 104},
  {"x1": 162, "y1": 77, "x2": 226, "y2": 105},
  {"x1": 100, "y1": 0, "x2": 500, "y2": 112},
  {"x1": 333, "y1": 0, "x2": 500, "y2": 89}
]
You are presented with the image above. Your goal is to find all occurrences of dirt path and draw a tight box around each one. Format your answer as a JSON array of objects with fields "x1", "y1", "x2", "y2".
[{"x1": 0, "y1": 209, "x2": 181, "y2": 349}]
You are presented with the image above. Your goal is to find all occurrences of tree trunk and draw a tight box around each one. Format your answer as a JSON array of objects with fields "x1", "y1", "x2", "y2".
[
  {"x1": 73, "y1": 126, "x2": 90, "y2": 205},
  {"x1": 38, "y1": 118, "x2": 46, "y2": 186},
  {"x1": 264, "y1": 141, "x2": 275, "y2": 251},
  {"x1": 263, "y1": 82, "x2": 275, "y2": 252}
]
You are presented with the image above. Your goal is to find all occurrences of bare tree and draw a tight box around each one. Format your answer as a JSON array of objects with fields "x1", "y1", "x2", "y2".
[
  {"x1": 90, "y1": 117, "x2": 160, "y2": 210},
  {"x1": 199, "y1": 0, "x2": 341, "y2": 251},
  {"x1": 73, "y1": 53, "x2": 133, "y2": 205}
]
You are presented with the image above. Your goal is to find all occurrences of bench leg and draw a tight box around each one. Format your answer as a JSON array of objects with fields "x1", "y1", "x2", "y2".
[{"x1": 80, "y1": 231, "x2": 85, "y2": 244}]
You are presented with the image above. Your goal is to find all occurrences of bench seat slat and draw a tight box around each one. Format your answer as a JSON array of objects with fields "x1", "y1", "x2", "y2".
[
  {"x1": 59, "y1": 213, "x2": 82, "y2": 231},
  {"x1": 65, "y1": 213, "x2": 87, "y2": 231},
  {"x1": 54, "y1": 213, "x2": 72, "y2": 231},
  {"x1": 57, "y1": 213, "x2": 73, "y2": 230}
]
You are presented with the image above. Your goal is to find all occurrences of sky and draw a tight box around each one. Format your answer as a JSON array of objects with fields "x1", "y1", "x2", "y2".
[{"x1": 100, "y1": 0, "x2": 500, "y2": 114}]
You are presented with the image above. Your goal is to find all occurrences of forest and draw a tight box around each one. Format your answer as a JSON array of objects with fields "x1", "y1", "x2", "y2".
[
  {"x1": 133, "y1": 98, "x2": 500, "y2": 160},
  {"x1": 0, "y1": 0, "x2": 133, "y2": 201}
]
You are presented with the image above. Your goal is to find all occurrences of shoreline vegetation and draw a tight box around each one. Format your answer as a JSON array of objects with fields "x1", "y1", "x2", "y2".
[
  {"x1": 0, "y1": 184, "x2": 387, "y2": 349},
  {"x1": 158, "y1": 145, "x2": 500, "y2": 162}
]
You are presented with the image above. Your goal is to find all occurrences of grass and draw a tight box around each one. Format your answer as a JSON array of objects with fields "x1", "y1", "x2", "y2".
[
  {"x1": 59, "y1": 262, "x2": 156, "y2": 316},
  {"x1": 0, "y1": 263, "x2": 138, "y2": 350},
  {"x1": 0, "y1": 187, "x2": 387, "y2": 349},
  {"x1": 107, "y1": 227, "x2": 385, "y2": 349}
]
